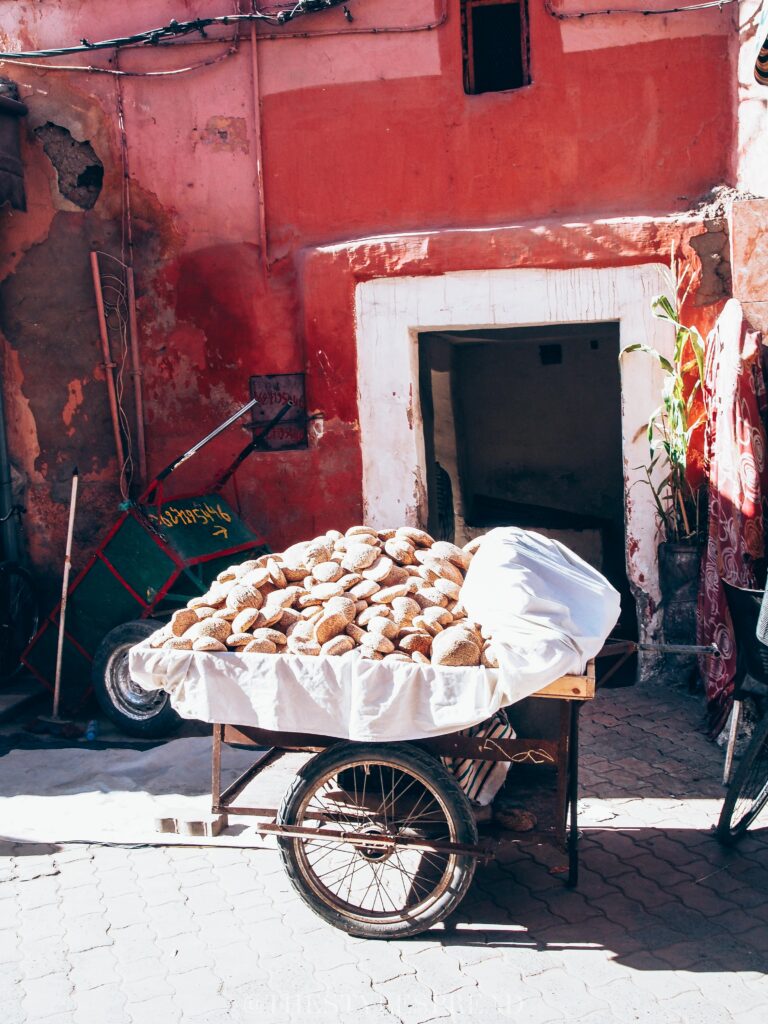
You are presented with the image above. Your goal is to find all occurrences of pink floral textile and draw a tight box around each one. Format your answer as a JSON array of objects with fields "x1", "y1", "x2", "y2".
[{"x1": 697, "y1": 300, "x2": 768, "y2": 733}]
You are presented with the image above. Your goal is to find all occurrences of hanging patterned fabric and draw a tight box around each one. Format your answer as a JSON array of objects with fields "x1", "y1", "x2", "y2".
[{"x1": 697, "y1": 300, "x2": 768, "y2": 735}]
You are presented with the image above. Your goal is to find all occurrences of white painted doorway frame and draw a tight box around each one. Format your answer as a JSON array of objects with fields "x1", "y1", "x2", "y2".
[{"x1": 354, "y1": 264, "x2": 675, "y2": 630}]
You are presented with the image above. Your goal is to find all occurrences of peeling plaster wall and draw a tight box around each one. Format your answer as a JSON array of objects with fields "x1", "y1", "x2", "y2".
[{"x1": 0, "y1": 0, "x2": 739, "y2": 608}]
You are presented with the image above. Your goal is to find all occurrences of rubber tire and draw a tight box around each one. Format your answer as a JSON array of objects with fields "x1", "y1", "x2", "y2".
[
  {"x1": 91, "y1": 620, "x2": 182, "y2": 739},
  {"x1": 716, "y1": 711, "x2": 768, "y2": 846},
  {"x1": 277, "y1": 741, "x2": 478, "y2": 939}
]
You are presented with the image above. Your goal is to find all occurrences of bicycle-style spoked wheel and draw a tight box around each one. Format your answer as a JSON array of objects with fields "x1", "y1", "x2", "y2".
[
  {"x1": 717, "y1": 712, "x2": 768, "y2": 845},
  {"x1": 0, "y1": 563, "x2": 39, "y2": 681},
  {"x1": 277, "y1": 742, "x2": 478, "y2": 938}
]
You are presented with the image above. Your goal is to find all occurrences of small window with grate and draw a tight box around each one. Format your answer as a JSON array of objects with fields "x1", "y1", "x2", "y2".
[{"x1": 462, "y1": 0, "x2": 530, "y2": 95}]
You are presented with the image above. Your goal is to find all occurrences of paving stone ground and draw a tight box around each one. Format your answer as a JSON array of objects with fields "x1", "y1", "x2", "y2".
[{"x1": 1, "y1": 680, "x2": 767, "y2": 1023}]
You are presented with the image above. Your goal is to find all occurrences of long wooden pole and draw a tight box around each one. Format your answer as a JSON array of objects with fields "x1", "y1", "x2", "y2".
[
  {"x1": 126, "y1": 267, "x2": 147, "y2": 487},
  {"x1": 90, "y1": 251, "x2": 126, "y2": 481},
  {"x1": 52, "y1": 468, "x2": 78, "y2": 720}
]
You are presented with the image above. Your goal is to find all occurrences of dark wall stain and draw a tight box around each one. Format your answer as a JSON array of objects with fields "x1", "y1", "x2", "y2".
[
  {"x1": 0, "y1": 211, "x2": 121, "y2": 487},
  {"x1": 174, "y1": 243, "x2": 261, "y2": 375}
]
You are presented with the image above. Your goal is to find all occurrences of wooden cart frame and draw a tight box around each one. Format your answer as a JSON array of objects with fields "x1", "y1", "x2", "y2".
[{"x1": 209, "y1": 664, "x2": 595, "y2": 928}]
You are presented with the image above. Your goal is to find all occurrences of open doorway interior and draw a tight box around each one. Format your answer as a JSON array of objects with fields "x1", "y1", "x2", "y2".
[{"x1": 418, "y1": 323, "x2": 636, "y2": 644}]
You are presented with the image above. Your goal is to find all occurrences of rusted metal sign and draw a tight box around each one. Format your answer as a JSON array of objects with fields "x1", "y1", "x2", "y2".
[{"x1": 249, "y1": 373, "x2": 308, "y2": 450}]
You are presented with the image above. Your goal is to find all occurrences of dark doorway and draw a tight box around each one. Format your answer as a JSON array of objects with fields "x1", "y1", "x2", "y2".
[{"x1": 418, "y1": 323, "x2": 636, "y2": 650}]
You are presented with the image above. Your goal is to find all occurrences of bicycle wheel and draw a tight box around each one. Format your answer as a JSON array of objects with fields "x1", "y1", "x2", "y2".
[
  {"x1": 277, "y1": 742, "x2": 478, "y2": 938},
  {"x1": 0, "y1": 562, "x2": 39, "y2": 681},
  {"x1": 716, "y1": 711, "x2": 768, "y2": 845}
]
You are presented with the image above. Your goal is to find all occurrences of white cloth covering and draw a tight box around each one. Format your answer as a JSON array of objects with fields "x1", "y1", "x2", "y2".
[
  {"x1": 129, "y1": 528, "x2": 620, "y2": 742},
  {"x1": 460, "y1": 527, "x2": 621, "y2": 682}
]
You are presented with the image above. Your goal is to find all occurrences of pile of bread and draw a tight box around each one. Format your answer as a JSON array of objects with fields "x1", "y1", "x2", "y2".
[{"x1": 148, "y1": 526, "x2": 497, "y2": 668}]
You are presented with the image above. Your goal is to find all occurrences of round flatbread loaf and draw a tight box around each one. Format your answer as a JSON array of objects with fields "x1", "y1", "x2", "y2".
[
  {"x1": 265, "y1": 559, "x2": 287, "y2": 588},
  {"x1": 315, "y1": 611, "x2": 349, "y2": 645},
  {"x1": 365, "y1": 616, "x2": 398, "y2": 639},
  {"x1": 225, "y1": 584, "x2": 263, "y2": 613},
  {"x1": 244, "y1": 638, "x2": 278, "y2": 654},
  {"x1": 431, "y1": 627, "x2": 481, "y2": 667},
  {"x1": 304, "y1": 539, "x2": 334, "y2": 570},
  {"x1": 384, "y1": 538, "x2": 416, "y2": 565},
  {"x1": 398, "y1": 632, "x2": 432, "y2": 656},
  {"x1": 313, "y1": 560, "x2": 343, "y2": 584},
  {"x1": 184, "y1": 618, "x2": 231, "y2": 643},
  {"x1": 430, "y1": 541, "x2": 472, "y2": 571},
  {"x1": 380, "y1": 566, "x2": 410, "y2": 587},
  {"x1": 324, "y1": 596, "x2": 357, "y2": 622},
  {"x1": 238, "y1": 566, "x2": 270, "y2": 589},
  {"x1": 226, "y1": 633, "x2": 254, "y2": 648},
  {"x1": 163, "y1": 637, "x2": 193, "y2": 650},
  {"x1": 345, "y1": 525, "x2": 378, "y2": 538},
  {"x1": 345, "y1": 622, "x2": 366, "y2": 643},
  {"x1": 310, "y1": 581, "x2": 345, "y2": 601},
  {"x1": 192, "y1": 637, "x2": 227, "y2": 652},
  {"x1": 252, "y1": 628, "x2": 288, "y2": 646},
  {"x1": 348, "y1": 579, "x2": 380, "y2": 601},
  {"x1": 341, "y1": 544, "x2": 380, "y2": 572},
  {"x1": 390, "y1": 596, "x2": 420, "y2": 625},
  {"x1": 396, "y1": 527, "x2": 434, "y2": 548},
  {"x1": 170, "y1": 608, "x2": 198, "y2": 636},
  {"x1": 371, "y1": 584, "x2": 410, "y2": 604},
  {"x1": 321, "y1": 635, "x2": 355, "y2": 656},
  {"x1": 287, "y1": 637, "x2": 321, "y2": 656}
]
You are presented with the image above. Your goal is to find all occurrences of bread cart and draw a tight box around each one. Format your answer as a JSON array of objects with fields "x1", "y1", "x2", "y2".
[{"x1": 132, "y1": 634, "x2": 595, "y2": 938}]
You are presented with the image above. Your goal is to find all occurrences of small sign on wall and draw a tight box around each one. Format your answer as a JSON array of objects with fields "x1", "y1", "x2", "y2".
[{"x1": 249, "y1": 373, "x2": 308, "y2": 450}]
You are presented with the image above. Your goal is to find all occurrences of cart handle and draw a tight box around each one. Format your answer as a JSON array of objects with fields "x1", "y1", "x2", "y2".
[
  {"x1": 212, "y1": 401, "x2": 294, "y2": 493},
  {"x1": 140, "y1": 398, "x2": 259, "y2": 503}
]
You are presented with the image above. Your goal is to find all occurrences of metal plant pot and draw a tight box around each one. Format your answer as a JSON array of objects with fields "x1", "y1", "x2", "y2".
[{"x1": 658, "y1": 541, "x2": 703, "y2": 646}]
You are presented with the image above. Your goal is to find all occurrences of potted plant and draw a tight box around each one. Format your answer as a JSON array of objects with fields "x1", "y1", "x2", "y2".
[{"x1": 622, "y1": 268, "x2": 708, "y2": 649}]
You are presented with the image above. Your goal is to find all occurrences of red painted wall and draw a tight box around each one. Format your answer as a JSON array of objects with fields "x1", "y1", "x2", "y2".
[{"x1": 0, "y1": 0, "x2": 736, "y2": 594}]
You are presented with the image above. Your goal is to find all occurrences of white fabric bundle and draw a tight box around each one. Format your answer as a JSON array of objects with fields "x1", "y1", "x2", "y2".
[{"x1": 460, "y1": 526, "x2": 621, "y2": 698}]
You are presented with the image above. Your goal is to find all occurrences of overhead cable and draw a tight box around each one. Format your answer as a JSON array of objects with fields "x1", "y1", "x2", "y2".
[
  {"x1": 545, "y1": 0, "x2": 737, "y2": 18},
  {"x1": 0, "y1": 1, "x2": 354, "y2": 60}
]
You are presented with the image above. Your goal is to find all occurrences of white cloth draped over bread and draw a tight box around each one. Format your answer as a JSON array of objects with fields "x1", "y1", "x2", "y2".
[{"x1": 129, "y1": 528, "x2": 620, "y2": 741}]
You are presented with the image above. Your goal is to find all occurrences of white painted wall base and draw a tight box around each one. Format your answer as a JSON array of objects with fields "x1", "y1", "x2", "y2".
[{"x1": 355, "y1": 264, "x2": 675, "y2": 652}]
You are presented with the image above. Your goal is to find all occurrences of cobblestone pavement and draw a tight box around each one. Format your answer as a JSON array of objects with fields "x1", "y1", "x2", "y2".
[{"x1": 1, "y1": 681, "x2": 767, "y2": 1024}]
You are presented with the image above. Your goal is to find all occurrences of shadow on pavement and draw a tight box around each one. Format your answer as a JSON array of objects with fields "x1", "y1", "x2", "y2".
[{"x1": 431, "y1": 826, "x2": 768, "y2": 975}]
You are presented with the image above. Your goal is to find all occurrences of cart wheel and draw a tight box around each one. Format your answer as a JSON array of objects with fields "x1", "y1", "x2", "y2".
[
  {"x1": 91, "y1": 620, "x2": 182, "y2": 739},
  {"x1": 716, "y1": 711, "x2": 768, "y2": 846},
  {"x1": 277, "y1": 742, "x2": 479, "y2": 939}
]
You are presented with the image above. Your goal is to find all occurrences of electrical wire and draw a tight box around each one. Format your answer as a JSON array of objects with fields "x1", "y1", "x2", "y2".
[
  {"x1": 0, "y1": 47, "x2": 239, "y2": 77},
  {"x1": 545, "y1": 0, "x2": 737, "y2": 18},
  {"x1": 0, "y1": 2, "x2": 356, "y2": 59}
]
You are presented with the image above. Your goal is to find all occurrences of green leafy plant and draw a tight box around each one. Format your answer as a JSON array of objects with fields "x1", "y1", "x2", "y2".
[{"x1": 622, "y1": 281, "x2": 707, "y2": 545}]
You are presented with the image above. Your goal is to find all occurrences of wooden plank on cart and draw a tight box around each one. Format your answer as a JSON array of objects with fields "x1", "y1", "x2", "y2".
[{"x1": 533, "y1": 659, "x2": 596, "y2": 700}]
